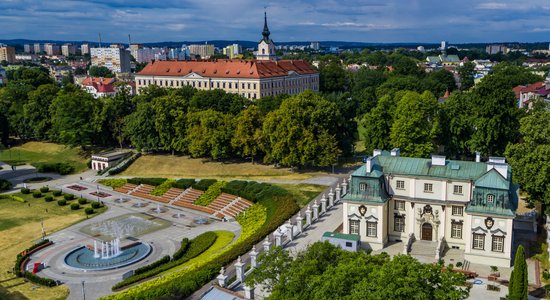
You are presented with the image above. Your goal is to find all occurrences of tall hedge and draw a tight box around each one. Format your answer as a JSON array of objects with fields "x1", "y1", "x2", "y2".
[
  {"x1": 127, "y1": 177, "x2": 167, "y2": 186},
  {"x1": 509, "y1": 245, "x2": 528, "y2": 300},
  {"x1": 192, "y1": 179, "x2": 217, "y2": 191},
  {"x1": 173, "y1": 179, "x2": 196, "y2": 189}
]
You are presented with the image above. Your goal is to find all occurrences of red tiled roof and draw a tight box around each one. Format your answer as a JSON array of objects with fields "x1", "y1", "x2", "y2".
[
  {"x1": 513, "y1": 81, "x2": 545, "y2": 99},
  {"x1": 137, "y1": 59, "x2": 318, "y2": 79},
  {"x1": 92, "y1": 82, "x2": 115, "y2": 93},
  {"x1": 81, "y1": 76, "x2": 115, "y2": 86}
]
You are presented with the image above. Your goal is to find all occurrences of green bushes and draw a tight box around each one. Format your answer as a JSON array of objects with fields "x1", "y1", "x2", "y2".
[
  {"x1": 23, "y1": 271, "x2": 57, "y2": 286},
  {"x1": 109, "y1": 152, "x2": 141, "y2": 175},
  {"x1": 192, "y1": 179, "x2": 217, "y2": 191},
  {"x1": 63, "y1": 193, "x2": 75, "y2": 200},
  {"x1": 0, "y1": 179, "x2": 12, "y2": 191},
  {"x1": 21, "y1": 188, "x2": 30, "y2": 194},
  {"x1": 40, "y1": 186, "x2": 49, "y2": 193},
  {"x1": 133, "y1": 255, "x2": 171, "y2": 276},
  {"x1": 172, "y1": 238, "x2": 190, "y2": 261},
  {"x1": 195, "y1": 181, "x2": 227, "y2": 206},
  {"x1": 85, "y1": 207, "x2": 94, "y2": 215},
  {"x1": 112, "y1": 232, "x2": 217, "y2": 290},
  {"x1": 32, "y1": 191, "x2": 42, "y2": 198},
  {"x1": 222, "y1": 180, "x2": 287, "y2": 203},
  {"x1": 98, "y1": 178, "x2": 127, "y2": 188},
  {"x1": 0, "y1": 194, "x2": 26, "y2": 203},
  {"x1": 33, "y1": 162, "x2": 75, "y2": 175},
  {"x1": 57, "y1": 199, "x2": 67, "y2": 206},
  {"x1": 127, "y1": 177, "x2": 167, "y2": 186},
  {"x1": 151, "y1": 179, "x2": 176, "y2": 196},
  {"x1": 45, "y1": 196, "x2": 54, "y2": 202},
  {"x1": 70, "y1": 203, "x2": 80, "y2": 210},
  {"x1": 91, "y1": 201, "x2": 101, "y2": 209},
  {"x1": 14, "y1": 239, "x2": 51, "y2": 277},
  {"x1": 173, "y1": 179, "x2": 196, "y2": 189},
  {"x1": 52, "y1": 190, "x2": 62, "y2": 196},
  {"x1": 78, "y1": 198, "x2": 88, "y2": 204}
]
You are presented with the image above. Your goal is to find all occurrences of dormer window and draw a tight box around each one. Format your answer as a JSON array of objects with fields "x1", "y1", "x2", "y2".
[
  {"x1": 487, "y1": 194, "x2": 494, "y2": 204},
  {"x1": 359, "y1": 183, "x2": 367, "y2": 191}
]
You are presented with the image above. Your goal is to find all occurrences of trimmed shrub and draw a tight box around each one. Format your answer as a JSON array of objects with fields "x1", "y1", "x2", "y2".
[
  {"x1": 32, "y1": 191, "x2": 42, "y2": 198},
  {"x1": 91, "y1": 201, "x2": 101, "y2": 209},
  {"x1": 23, "y1": 271, "x2": 57, "y2": 287},
  {"x1": 21, "y1": 188, "x2": 30, "y2": 194},
  {"x1": 172, "y1": 238, "x2": 190, "y2": 261},
  {"x1": 108, "y1": 152, "x2": 141, "y2": 175},
  {"x1": 0, "y1": 179, "x2": 12, "y2": 191},
  {"x1": 192, "y1": 179, "x2": 217, "y2": 191},
  {"x1": 78, "y1": 198, "x2": 88, "y2": 205},
  {"x1": 222, "y1": 180, "x2": 287, "y2": 203},
  {"x1": 195, "y1": 181, "x2": 227, "y2": 206},
  {"x1": 33, "y1": 162, "x2": 75, "y2": 175},
  {"x1": 57, "y1": 199, "x2": 67, "y2": 206},
  {"x1": 45, "y1": 196, "x2": 54, "y2": 202},
  {"x1": 52, "y1": 190, "x2": 62, "y2": 196},
  {"x1": 151, "y1": 179, "x2": 176, "y2": 196},
  {"x1": 40, "y1": 186, "x2": 49, "y2": 193},
  {"x1": 14, "y1": 239, "x2": 52, "y2": 277},
  {"x1": 63, "y1": 193, "x2": 75, "y2": 201},
  {"x1": 70, "y1": 203, "x2": 80, "y2": 210},
  {"x1": 85, "y1": 207, "x2": 94, "y2": 215},
  {"x1": 98, "y1": 179, "x2": 127, "y2": 188},
  {"x1": 0, "y1": 194, "x2": 26, "y2": 203},
  {"x1": 127, "y1": 177, "x2": 167, "y2": 186},
  {"x1": 173, "y1": 179, "x2": 196, "y2": 189},
  {"x1": 133, "y1": 255, "x2": 171, "y2": 276}
]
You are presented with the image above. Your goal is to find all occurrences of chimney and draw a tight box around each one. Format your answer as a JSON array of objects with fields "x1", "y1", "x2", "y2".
[
  {"x1": 373, "y1": 149, "x2": 382, "y2": 157},
  {"x1": 390, "y1": 148, "x2": 400, "y2": 157},
  {"x1": 365, "y1": 156, "x2": 373, "y2": 173},
  {"x1": 475, "y1": 151, "x2": 481, "y2": 163},
  {"x1": 431, "y1": 155, "x2": 446, "y2": 166}
]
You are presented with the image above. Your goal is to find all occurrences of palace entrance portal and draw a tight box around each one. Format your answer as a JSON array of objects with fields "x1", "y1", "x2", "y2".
[{"x1": 421, "y1": 223, "x2": 433, "y2": 241}]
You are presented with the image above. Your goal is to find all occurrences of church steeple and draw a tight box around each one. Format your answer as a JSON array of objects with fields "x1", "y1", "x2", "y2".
[{"x1": 262, "y1": 11, "x2": 270, "y2": 42}]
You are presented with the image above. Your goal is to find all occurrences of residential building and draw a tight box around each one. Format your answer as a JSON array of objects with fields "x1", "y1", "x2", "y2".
[
  {"x1": 168, "y1": 46, "x2": 190, "y2": 60},
  {"x1": 342, "y1": 149, "x2": 519, "y2": 267},
  {"x1": 44, "y1": 43, "x2": 61, "y2": 55},
  {"x1": 78, "y1": 76, "x2": 135, "y2": 98},
  {"x1": 513, "y1": 80, "x2": 550, "y2": 109},
  {"x1": 440, "y1": 40, "x2": 448, "y2": 50},
  {"x1": 310, "y1": 42, "x2": 320, "y2": 51},
  {"x1": 134, "y1": 47, "x2": 167, "y2": 63},
  {"x1": 189, "y1": 44, "x2": 215, "y2": 59},
  {"x1": 90, "y1": 47, "x2": 132, "y2": 73},
  {"x1": 256, "y1": 12, "x2": 277, "y2": 61},
  {"x1": 223, "y1": 44, "x2": 242, "y2": 59},
  {"x1": 62, "y1": 44, "x2": 77, "y2": 56},
  {"x1": 486, "y1": 45, "x2": 509, "y2": 55},
  {"x1": 426, "y1": 54, "x2": 460, "y2": 66},
  {"x1": 129, "y1": 44, "x2": 143, "y2": 59},
  {"x1": 417, "y1": 46, "x2": 425, "y2": 53},
  {"x1": 81, "y1": 44, "x2": 90, "y2": 55},
  {"x1": 0, "y1": 45, "x2": 16, "y2": 63},
  {"x1": 135, "y1": 13, "x2": 319, "y2": 99},
  {"x1": 24, "y1": 44, "x2": 31, "y2": 53},
  {"x1": 33, "y1": 43, "x2": 42, "y2": 54}
]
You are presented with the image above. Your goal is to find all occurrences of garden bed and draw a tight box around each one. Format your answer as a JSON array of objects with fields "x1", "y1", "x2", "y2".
[
  {"x1": 90, "y1": 191, "x2": 111, "y2": 198},
  {"x1": 67, "y1": 185, "x2": 87, "y2": 191}
]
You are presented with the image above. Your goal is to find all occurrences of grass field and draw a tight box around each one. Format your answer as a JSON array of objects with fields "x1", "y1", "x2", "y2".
[
  {"x1": 0, "y1": 190, "x2": 107, "y2": 300},
  {"x1": 273, "y1": 183, "x2": 327, "y2": 207},
  {"x1": 0, "y1": 142, "x2": 88, "y2": 172},
  {"x1": 121, "y1": 155, "x2": 330, "y2": 180}
]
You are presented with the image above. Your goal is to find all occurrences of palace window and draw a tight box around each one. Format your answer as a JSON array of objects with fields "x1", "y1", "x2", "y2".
[
  {"x1": 359, "y1": 183, "x2": 367, "y2": 191},
  {"x1": 451, "y1": 223, "x2": 462, "y2": 239},
  {"x1": 394, "y1": 216, "x2": 405, "y2": 232},
  {"x1": 395, "y1": 200, "x2": 405, "y2": 211},
  {"x1": 452, "y1": 206, "x2": 463, "y2": 216},
  {"x1": 424, "y1": 183, "x2": 433, "y2": 193},
  {"x1": 453, "y1": 185, "x2": 463, "y2": 195},
  {"x1": 487, "y1": 194, "x2": 495, "y2": 204},
  {"x1": 396, "y1": 180, "x2": 405, "y2": 190},
  {"x1": 349, "y1": 219, "x2": 360, "y2": 235},
  {"x1": 367, "y1": 222, "x2": 377, "y2": 237},
  {"x1": 492, "y1": 236, "x2": 504, "y2": 252},
  {"x1": 472, "y1": 233, "x2": 485, "y2": 250}
]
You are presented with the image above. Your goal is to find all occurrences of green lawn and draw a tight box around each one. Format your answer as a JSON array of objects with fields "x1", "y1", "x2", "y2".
[
  {"x1": 0, "y1": 189, "x2": 107, "y2": 300},
  {"x1": 0, "y1": 142, "x2": 88, "y2": 172},
  {"x1": 273, "y1": 183, "x2": 326, "y2": 207}
]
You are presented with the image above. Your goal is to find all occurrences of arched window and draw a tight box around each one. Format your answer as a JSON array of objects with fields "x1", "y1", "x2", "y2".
[
  {"x1": 487, "y1": 194, "x2": 494, "y2": 203},
  {"x1": 262, "y1": 49, "x2": 265, "y2": 54}
]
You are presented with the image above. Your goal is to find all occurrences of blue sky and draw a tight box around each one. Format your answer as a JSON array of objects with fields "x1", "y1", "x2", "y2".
[{"x1": 1, "y1": 0, "x2": 550, "y2": 43}]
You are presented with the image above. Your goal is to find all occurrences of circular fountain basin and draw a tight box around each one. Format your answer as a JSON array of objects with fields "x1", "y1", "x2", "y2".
[
  {"x1": 132, "y1": 202, "x2": 149, "y2": 208},
  {"x1": 172, "y1": 213, "x2": 185, "y2": 219},
  {"x1": 194, "y1": 217, "x2": 209, "y2": 225},
  {"x1": 64, "y1": 242, "x2": 152, "y2": 271},
  {"x1": 115, "y1": 198, "x2": 130, "y2": 203}
]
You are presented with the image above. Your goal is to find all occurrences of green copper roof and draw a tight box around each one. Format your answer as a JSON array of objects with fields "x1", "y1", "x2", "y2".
[
  {"x1": 374, "y1": 156, "x2": 488, "y2": 181},
  {"x1": 474, "y1": 169, "x2": 510, "y2": 190},
  {"x1": 322, "y1": 231, "x2": 360, "y2": 241}
]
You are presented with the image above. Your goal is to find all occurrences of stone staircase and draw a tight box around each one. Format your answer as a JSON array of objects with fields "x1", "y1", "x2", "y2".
[{"x1": 409, "y1": 240, "x2": 438, "y2": 263}]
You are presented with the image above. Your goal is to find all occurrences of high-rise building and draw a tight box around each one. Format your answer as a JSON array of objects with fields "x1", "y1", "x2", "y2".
[
  {"x1": 0, "y1": 45, "x2": 16, "y2": 63},
  {"x1": 62, "y1": 44, "x2": 77, "y2": 56},
  {"x1": 486, "y1": 45, "x2": 509, "y2": 55},
  {"x1": 310, "y1": 42, "x2": 320, "y2": 51},
  {"x1": 33, "y1": 43, "x2": 42, "y2": 54},
  {"x1": 188, "y1": 44, "x2": 215, "y2": 59},
  {"x1": 223, "y1": 44, "x2": 242, "y2": 59},
  {"x1": 44, "y1": 43, "x2": 61, "y2": 55},
  {"x1": 90, "y1": 47, "x2": 132, "y2": 73},
  {"x1": 256, "y1": 12, "x2": 277, "y2": 61},
  {"x1": 129, "y1": 44, "x2": 143, "y2": 59},
  {"x1": 24, "y1": 44, "x2": 31, "y2": 53},
  {"x1": 440, "y1": 41, "x2": 448, "y2": 50},
  {"x1": 81, "y1": 44, "x2": 90, "y2": 55}
]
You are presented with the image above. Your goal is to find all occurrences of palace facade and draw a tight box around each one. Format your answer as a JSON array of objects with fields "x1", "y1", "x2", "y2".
[
  {"x1": 342, "y1": 149, "x2": 519, "y2": 267},
  {"x1": 134, "y1": 13, "x2": 319, "y2": 99}
]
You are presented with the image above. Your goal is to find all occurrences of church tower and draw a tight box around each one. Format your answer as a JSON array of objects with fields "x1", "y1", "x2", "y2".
[{"x1": 256, "y1": 11, "x2": 277, "y2": 61}]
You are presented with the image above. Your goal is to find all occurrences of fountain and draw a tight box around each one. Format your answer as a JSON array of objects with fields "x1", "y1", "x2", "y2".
[
  {"x1": 194, "y1": 217, "x2": 209, "y2": 225},
  {"x1": 172, "y1": 212, "x2": 185, "y2": 219},
  {"x1": 150, "y1": 203, "x2": 167, "y2": 214},
  {"x1": 65, "y1": 239, "x2": 151, "y2": 271},
  {"x1": 114, "y1": 198, "x2": 130, "y2": 204},
  {"x1": 132, "y1": 202, "x2": 149, "y2": 208}
]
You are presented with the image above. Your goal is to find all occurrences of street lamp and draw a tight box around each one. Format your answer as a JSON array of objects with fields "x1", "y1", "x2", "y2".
[{"x1": 81, "y1": 281, "x2": 86, "y2": 300}]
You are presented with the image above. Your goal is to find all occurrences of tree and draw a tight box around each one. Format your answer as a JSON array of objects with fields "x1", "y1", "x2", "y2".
[
  {"x1": 390, "y1": 91, "x2": 440, "y2": 157},
  {"x1": 457, "y1": 61, "x2": 475, "y2": 90},
  {"x1": 509, "y1": 245, "x2": 528, "y2": 300},
  {"x1": 232, "y1": 106, "x2": 264, "y2": 161},
  {"x1": 88, "y1": 66, "x2": 114, "y2": 78},
  {"x1": 152, "y1": 95, "x2": 188, "y2": 153},
  {"x1": 423, "y1": 69, "x2": 457, "y2": 97},
  {"x1": 440, "y1": 92, "x2": 474, "y2": 158},
  {"x1": 189, "y1": 89, "x2": 250, "y2": 115},
  {"x1": 124, "y1": 101, "x2": 160, "y2": 151},
  {"x1": 319, "y1": 61, "x2": 350, "y2": 93},
  {"x1": 360, "y1": 93, "x2": 398, "y2": 153},
  {"x1": 23, "y1": 84, "x2": 60, "y2": 139},
  {"x1": 185, "y1": 109, "x2": 235, "y2": 159},
  {"x1": 505, "y1": 105, "x2": 550, "y2": 204}
]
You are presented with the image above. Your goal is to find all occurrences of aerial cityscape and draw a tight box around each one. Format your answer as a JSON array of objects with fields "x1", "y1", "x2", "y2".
[{"x1": 0, "y1": 1, "x2": 549, "y2": 300}]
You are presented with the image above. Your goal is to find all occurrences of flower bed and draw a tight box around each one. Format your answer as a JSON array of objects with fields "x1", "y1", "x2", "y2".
[
  {"x1": 194, "y1": 181, "x2": 227, "y2": 206},
  {"x1": 67, "y1": 184, "x2": 87, "y2": 191},
  {"x1": 90, "y1": 191, "x2": 111, "y2": 198},
  {"x1": 151, "y1": 179, "x2": 176, "y2": 196}
]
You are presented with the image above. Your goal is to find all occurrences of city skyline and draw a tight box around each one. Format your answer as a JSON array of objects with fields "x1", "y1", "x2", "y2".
[{"x1": 1, "y1": 0, "x2": 550, "y2": 44}]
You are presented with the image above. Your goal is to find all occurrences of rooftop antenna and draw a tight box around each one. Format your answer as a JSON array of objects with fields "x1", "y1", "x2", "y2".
[{"x1": 98, "y1": 33, "x2": 102, "y2": 48}]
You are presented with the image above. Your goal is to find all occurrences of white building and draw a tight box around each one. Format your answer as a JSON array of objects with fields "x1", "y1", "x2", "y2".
[
  {"x1": 62, "y1": 44, "x2": 76, "y2": 56},
  {"x1": 310, "y1": 42, "x2": 320, "y2": 51},
  {"x1": 188, "y1": 44, "x2": 214, "y2": 59},
  {"x1": 91, "y1": 150, "x2": 130, "y2": 171},
  {"x1": 343, "y1": 149, "x2": 519, "y2": 267},
  {"x1": 81, "y1": 44, "x2": 90, "y2": 55},
  {"x1": 90, "y1": 47, "x2": 131, "y2": 73},
  {"x1": 256, "y1": 12, "x2": 277, "y2": 61}
]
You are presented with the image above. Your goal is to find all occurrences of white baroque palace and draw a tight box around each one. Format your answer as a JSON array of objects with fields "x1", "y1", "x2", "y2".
[{"x1": 343, "y1": 149, "x2": 519, "y2": 267}]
